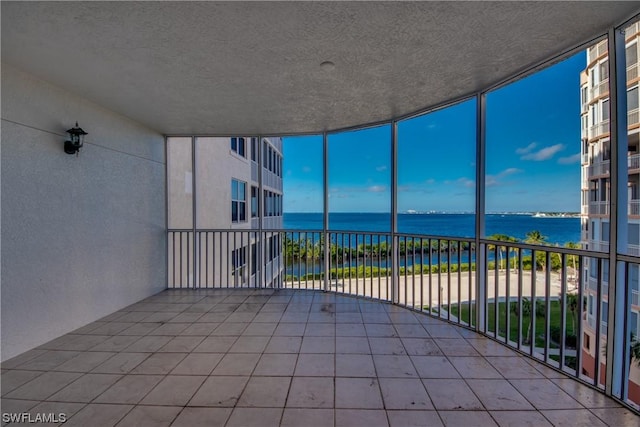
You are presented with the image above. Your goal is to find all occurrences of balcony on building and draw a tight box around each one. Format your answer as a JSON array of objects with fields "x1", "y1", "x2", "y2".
[{"x1": 3, "y1": 2, "x2": 640, "y2": 426}]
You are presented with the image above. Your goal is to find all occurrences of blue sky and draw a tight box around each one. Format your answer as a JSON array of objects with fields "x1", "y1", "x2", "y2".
[{"x1": 284, "y1": 51, "x2": 585, "y2": 213}]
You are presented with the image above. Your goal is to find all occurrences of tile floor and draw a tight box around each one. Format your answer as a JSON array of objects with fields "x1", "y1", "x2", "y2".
[{"x1": 1, "y1": 288, "x2": 639, "y2": 426}]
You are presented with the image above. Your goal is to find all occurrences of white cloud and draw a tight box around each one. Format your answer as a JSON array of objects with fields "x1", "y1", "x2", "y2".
[
  {"x1": 375, "y1": 165, "x2": 388, "y2": 172},
  {"x1": 457, "y1": 177, "x2": 475, "y2": 188},
  {"x1": 558, "y1": 153, "x2": 581, "y2": 164},
  {"x1": 367, "y1": 185, "x2": 387, "y2": 193},
  {"x1": 486, "y1": 167, "x2": 523, "y2": 187},
  {"x1": 520, "y1": 143, "x2": 564, "y2": 161},
  {"x1": 425, "y1": 178, "x2": 436, "y2": 185},
  {"x1": 516, "y1": 142, "x2": 537, "y2": 155}
]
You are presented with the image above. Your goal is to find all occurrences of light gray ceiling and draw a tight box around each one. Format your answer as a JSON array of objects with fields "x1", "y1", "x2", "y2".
[{"x1": 2, "y1": 1, "x2": 639, "y2": 135}]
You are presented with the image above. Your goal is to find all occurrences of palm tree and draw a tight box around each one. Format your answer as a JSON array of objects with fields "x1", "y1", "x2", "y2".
[
  {"x1": 488, "y1": 234, "x2": 519, "y2": 270},
  {"x1": 525, "y1": 230, "x2": 547, "y2": 270},
  {"x1": 566, "y1": 293, "x2": 579, "y2": 336}
]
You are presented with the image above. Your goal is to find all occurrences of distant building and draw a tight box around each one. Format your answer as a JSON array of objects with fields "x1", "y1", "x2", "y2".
[{"x1": 579, "y1": 21, "x2": 640, "y2": 405}]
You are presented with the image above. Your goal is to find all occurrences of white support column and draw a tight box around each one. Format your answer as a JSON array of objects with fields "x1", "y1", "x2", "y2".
[
  {"x1": 606, "y1": 26, "x2": 629, "y2": 398},
  {"x1": 475, "y1": 93, "x2": 487, "y2": 331}
]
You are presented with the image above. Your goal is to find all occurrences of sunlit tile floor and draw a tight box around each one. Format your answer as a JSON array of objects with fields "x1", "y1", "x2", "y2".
[{"x1": 2, "y1": 289, "x2": 639, "y2": 426}]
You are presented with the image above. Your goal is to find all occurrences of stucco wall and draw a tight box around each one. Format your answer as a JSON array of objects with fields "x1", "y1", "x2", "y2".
[{"x1": 1, "y1": 65, "x2": 166, "y2": 361}]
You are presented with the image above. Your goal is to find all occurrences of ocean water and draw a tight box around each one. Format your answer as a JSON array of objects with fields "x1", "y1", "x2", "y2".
[{"x1": 284, "y1": 212, "x2": 580, "y2": 245}]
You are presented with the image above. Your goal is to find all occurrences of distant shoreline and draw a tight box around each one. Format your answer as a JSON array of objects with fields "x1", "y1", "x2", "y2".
[{"x1": 285, "y1": 212, "x2": 580, "y2": 217}]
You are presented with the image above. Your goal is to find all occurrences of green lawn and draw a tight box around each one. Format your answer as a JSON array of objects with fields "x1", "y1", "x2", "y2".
[{"x1": 447, "y1": 299, "x2": 579, "y2": 349}]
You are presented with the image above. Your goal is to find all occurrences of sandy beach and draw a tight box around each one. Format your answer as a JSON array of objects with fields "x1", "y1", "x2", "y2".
[{"x1": 283, "y1": 269, "x2": 575, "y2": 310}]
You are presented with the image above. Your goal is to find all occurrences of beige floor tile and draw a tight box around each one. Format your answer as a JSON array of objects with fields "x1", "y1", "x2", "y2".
[
  {"x1": 411, "y1": 356, "x2": 460, "y2": 378},
  {"x1": 131, "y1": 353, "x2": 187, "y2": 374},
  {"x1": 394, "y1": 324, "x2": 430, "y2": 338},
  {"x1": 274, "y1": 323, "x2": 306, "y2": 336},
  {"x1": 401, "y1": 338, "x2": 442, "y2": 356},
  {"x1": 336, "y1": 354, "x2": 376, "y2": 377},
  {"x1": 115, "y1": 405, "x2": 181, "y2": 427},
  {"x1": 47, "y1": 373, "x2": 122, "y2": 403},
  {"x1": 140, "y1": 375, "x2": 206, "y2": 406},
  {"x1": 254, "y1": 353, "x2": 298, "y2": 376},
  {"x1": 226, "y1": 312, "x2": 258, "y2": 323},
  {"x1": 196, "y1": 312, "x2": 230, "y2": 323},
  {"x1": 301, "y1": 337, "x2": 335, "y2": 353},
  {"x1": 63, "y1": 403, "x2": 133, "y2": 427},
  {"x1": 379, "y1": 378, "x2": 433, "y2": 410},
  {"x1": 179, "y1": 323, "x2": 219, "y2": 335},
  {"x1": 193, "y1": 335, "x2": 237, "y2": 353},
  {"x1": 486, "y1": 356, "x2": 548, "y2": 378},
  {"x1": 448, "y1": 356, "x2": 503, "y2": 378},
  {"x1": 242, "y1": 322, "x2": 278, "y2": 335},
  {"x1": 118, "y1": 323, "x2": 162, "y2": 335},
  {"x1": 509, "y1": 379, "x2": 583, "y2": 410},
  {"x1": 226, "y1": 407, "x2": 283, "y2": 427},
  {"x1": 26, "y1": 401, "x2": 85, "y2": 425},
  {"x1": 157, "y1": 336, "x2": 205, "y2": 352},
  {"x1": 211, "y1": 353, "x2": 260, "y2": 375},
  {"x1": 540, "y1": 409, "x2": 608, "y2": 426},
  {"x1": 281, "y1": 408, "x2": 334, "y2": 427},
  {"x1": 15, "y1": 350, "x2": 80, "y2": 371},
  {"x1": 265, "y1": 336, "x2": 303, "y2": 353},
  {"x1": 188, "y1": 376, "x2": 249, "y2": 407},
  {"x1": 551, "y1": 378, "x2": 622, "y2": 408},
  {"x1": 170, "y1": 353, "x2": 224, "y2": 375},
  {"x1": 94, "y1": 375, "x2": 164, "y2": 404},
  {"x1": 91, "y1": 353, "x2": 149, "y2": 374},
  {"x1": 305, "y1": 323, "x2": 336, "y2": 336},
  {"x1": 0, "y1": 398, "x2": 39, "y2": 414},
  {"x1": 124, "y1": 335, "x2": 172, "y2": 352},
  {"x1": 287, "y1": 377, "x2": 334, "y2": 408},
  {"x1": 210, "y1": 322, "x2": 249, "y2": 335},
  {"x1": 0, "y1": 370, "x2": 43, "y2": 395},
  {"x1": 280, "y1": 312, "x2": 310, "y2": 323},
  {"x1": 167, "y1": 312, "x2": 204, "y2": 323},
  {"x1": 228, "y1": 335, "x2": 270, "y2": 353},
  {"x1": 1, "y1": 350, "x2": 48, "y2": 369},
  {"x1": 467, "y1": 338, "x2": 522, "y2": 356},
  {"x1": 387, "y1": 410, "x2": 443, "y2": 427},
  {"x1": 434, "y1": 338, "x2": 480, "y2": 356},
  {"x1": 423, "y1": 324, "x2": 463, "y2": 338},
  {"x1": 368, "y1": 338, "x2": 407, "y2": 355},
  {"x1": 490, "y1": 410, "x2": 553, "y2": 427},
  {"x1": 335, "y1": 323, "x2": 367, "y2": 337},
  {"x1": 335, "y1": 409, "x2": 389, "y2": 427},
  {"x1": 89, "y1": 335, "x2": 140, "y2": 352},
  {"x1": 373, "y1": 355, "x2": 418, "y2": 378},
  {"x1": 171, "y1": 407, "x2": 232, "y2": 427},
  {"x1": 335, "y1": 313, "x2": 363, "y2": 323},
  {"x1": 237, "y1": 376, "x2": 291, "y2": 407},
  {"x1": 590, "y1": 407, "x2": 640, "y2": 426},
  {"x1": 361, "y1": 313, "x2": 392, "y2": 324},
  {"x1": 336, "y1": 337, "x2": 370, "y2": 354},
  {"x1": 365, "y1": 324, "x2": 398, "y2": 337},
  {"x1": 422, "y1": 378, "x2": 484, "y2": 410},
  {"x1": 467, "y1": 379, "x2": 534, "y2": 410},
  {"x1": 5, "y1": 371, "x2": 82, "y2": 400},
  {"x1": 335, "y1": 377, "x2": 383, "y2": 409},
  {"x1": 439, "y1": 410, "x2": 498, "y2": 426},
  {"x1": 295, "y1": 354, "x2": 335, "y2": 376}
]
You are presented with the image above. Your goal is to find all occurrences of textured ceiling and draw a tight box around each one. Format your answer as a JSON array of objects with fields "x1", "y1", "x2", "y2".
[{"x1": 2, "y1": 1, "x2": 639, "y2": 135}]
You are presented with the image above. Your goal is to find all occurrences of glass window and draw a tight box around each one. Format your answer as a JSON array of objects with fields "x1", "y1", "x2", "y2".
[
  {"x1": 282, "y1": 135, "x2": 324, "y2": 223},
  {"x1": 599, "y1": 60, "x2": 609, "y2": 81},
  {"x1": 231, "y1": 179, "x2": 246, "y2": 223},
  {"x1": 251, "y1": 186, "x2": 258, "y2": 218},
  {"x1": 628, "y1": 86, "x2": 639, "y2": 111},
  {"x1": 627, "y1": 43, "x2": 638, "y2": 68}
]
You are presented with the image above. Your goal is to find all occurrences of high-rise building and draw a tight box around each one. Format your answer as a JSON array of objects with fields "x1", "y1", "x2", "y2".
[
  {"x1": 580, "y1": 21, "x2": 640, "y2": 405},
  {"x1": 167, "y1": 136, "x2": 284, "y2": 288}
]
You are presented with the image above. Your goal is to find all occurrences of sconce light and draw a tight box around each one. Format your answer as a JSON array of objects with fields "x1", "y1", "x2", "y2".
[{"x1": 64, "y1": 122, "x2": 88, "y2": 155}]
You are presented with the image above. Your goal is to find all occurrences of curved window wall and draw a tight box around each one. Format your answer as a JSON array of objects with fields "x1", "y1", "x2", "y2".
[{"x1": 166, "y1": 15, "x2": 640, "y2": 412}]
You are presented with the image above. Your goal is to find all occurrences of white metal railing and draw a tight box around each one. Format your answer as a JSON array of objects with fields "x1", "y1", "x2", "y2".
[
  {"x1": 632, "y1": 289, "x2": 639, "y2": 307},
  {"x1": 165, "y1": 228, "x2": 640, "y2": 411},
  {"x1": 587, "y1": 40, "x2": 608, "y2": 63},
  {"x1": 628, "y1": 244, "x2": 640, "y2": 257},
  {"x1": 628, "y1": 108, "x2": 639, "y2": 126},
  {"x1": 628, "y1": 63, "x2": 639, "y2": 82},
  {"x1": 582, "y1": 153, "x2": 589, "y2": 164},
  {"x1": 588, "y1": 201, "x2": 609, "y2": 215},
  {"x1": 588, "y1": 159, "x2": 610, "y2": 176},
  {"x1": 629, "y1": 200, "x2": 640, "y2": 216},
  {"x1": 629, "y1": 154, "x2": 640, "y2": 170},
  {"x1": 625, "y1": 21, "x2": 640, "y2": 40}
]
